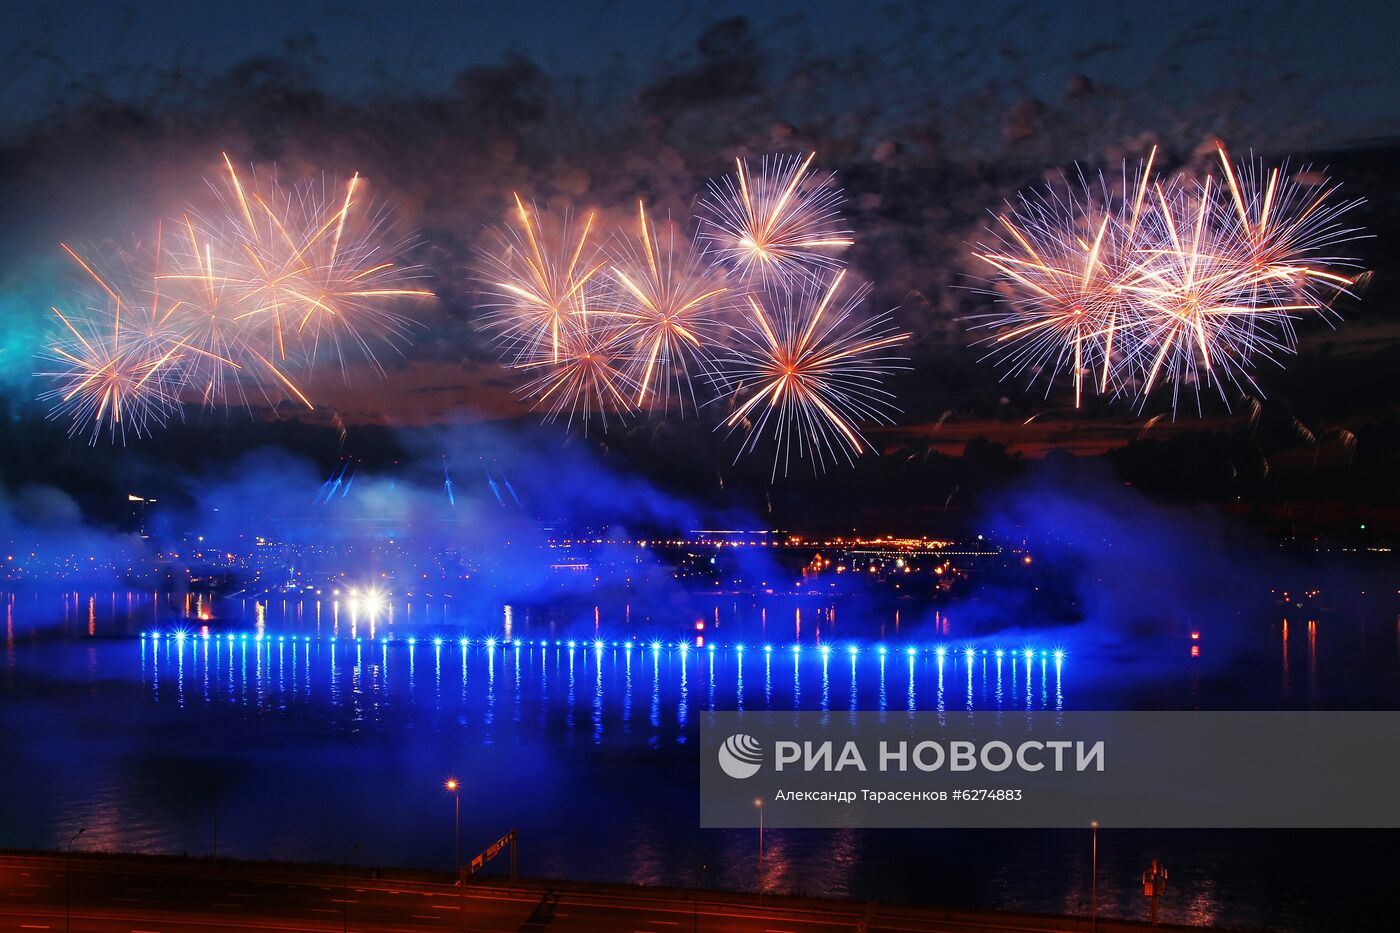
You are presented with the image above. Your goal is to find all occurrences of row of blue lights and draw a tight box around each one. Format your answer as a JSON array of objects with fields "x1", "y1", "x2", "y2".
[{"x1": 140, "y1": 630, "x2": 1065, "y2": 661}]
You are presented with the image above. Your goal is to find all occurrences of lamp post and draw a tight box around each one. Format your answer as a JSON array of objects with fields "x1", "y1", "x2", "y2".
[
  {"x1": 694, "y1": 863, "x2": 708, "y2": 933},
  {"x1": 343, "y1": 841, "x2": 360, "y2": 933},
  {"x1": 1090, "y1": 820, "x2": 1099, "y2": 933},
  {"x1": 445, "y1": 778, "x2": 461, "y2": 874},
  {"x1": 754, "y1": 798, "x2": 764, "y2": 904},
  {"x1": 65, "y1": 828, "x2": 85, "y2": 933}
]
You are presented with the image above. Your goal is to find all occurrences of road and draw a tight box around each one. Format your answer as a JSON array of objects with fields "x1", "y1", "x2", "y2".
[{"x1": 0, "y1": 851, "x2": 1200, "y2": 933}]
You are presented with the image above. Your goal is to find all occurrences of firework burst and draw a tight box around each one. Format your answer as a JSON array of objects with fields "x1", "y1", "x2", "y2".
[
  {"x1": 172, "y1": 155, "x2": 431, "y2": 384},
  {"x1": 973, "y1": 144, "x2": 1365, "y2": 415},
  {"x1": 607, "y1": 201, "x2": 731, "y2": 412},
  {"x1": 1116, "y1": 173, "x2": 1320, "y2": 410},
  {"x1": 697, "y1": 152, "x2": 853, "y2": 286},
  {"x1": 37, "y1": 241, "x2": 193, "y2": 443},
  {"x1": 477, "y1": 195, "x2": 608, "y2": 368},
  {"x1": 719, "y1": 270, "x2": 910, "y2": 476},
  {"x1": 971, "y1": 149, "x2": 1159, "y2": 407},
  {"x1": 1209, "y1": 146, "x2": 1365, "y2": 324},
  {"x1": 515, "y1": 293, "x2": 637, "y2": 434}
]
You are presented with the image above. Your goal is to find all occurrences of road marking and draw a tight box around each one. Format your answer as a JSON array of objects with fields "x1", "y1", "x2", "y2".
[
  {"x1": 651, "y1": 922, "x2": 680, "y2": 926},
  {"x1": 429, "y1": 904, "x2": 461, "y2": 910},
  {"x1": 20, "y1": 925, "x2": 51, "y2": 930},
  {"x1": 412, "y1": 915, "x2": 442, "y2": 920},
  {"x1": 310, "y1": 907, "x2": 338, "y2": 913}
]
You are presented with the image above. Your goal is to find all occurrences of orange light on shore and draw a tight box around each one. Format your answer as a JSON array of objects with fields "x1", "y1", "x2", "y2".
[{"x1": 444, "y1": 778, "x2": 459, "y2": 792}]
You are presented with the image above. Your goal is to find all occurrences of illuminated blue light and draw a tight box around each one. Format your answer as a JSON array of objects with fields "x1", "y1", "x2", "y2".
[
  {"x1": 995, "y1": 649, "x2": 1005, "y2": 659},
  {"x1": 791, "y1": 644, "x2": 801, "y2": 654},
  {"x1": 1024, "y1": 649, "x2": 1035, "y2": 659},
  {"x1": 1053, "y1": 649, "x2": 1065, "y2": 662},
  {"x1": 651, "y1": 641, "x2": 663, "y2": 652},
  {"x1": 935, "y1": 646, "x2": 947, "y2": 659},
  {"x1": 877, "y1": 645, "x2": 887, "y2": 656},
  {"x1": 201, "y1": 630, "x2": 211, "y2": 640},
  {"x1": 407, "y1": 637, "x2": 417, "y2": 647},
  {"x1": 735, "y1": 643, "x2": 745, "y2": 653},
  {"x1": 819, "y1": 645, "x2": 832, "y2": 657},
  {"x1": 964, "y1": 647, "x2": 976, "y2": 660},
  {"x1": 593, "y1": 640, "x2": 605, "y2": 652},
  {"x1": 905, "y1": 646, "x2": 917, "y2": 657},
  {"x1": 513, "y1": 639, "x2": 522, "y2": 648},
  {"x1": 459, "y1": 638, "x2": 469, "y2": 647},
  {"x1": 226, "y1": 634, "x2": 235, "y2": 642},
  {"x1": 763, "y1": 644, "x2": 773, "y2": 654},
  {"x1": 175, "y1": 631, "x2": 186, "y2": 641},
  {"x1": 486, "y1": 637, "x2": 498, "y2": 649},
  {"x1": 847, "y1": 644, "x2": 859, "y2": 656},
  {"x1": 707, "y1": 643, "x2": 717, "y2": 652},
  {"x1": 567, "y1": 640, "x2": 577, "y2": 649},
  {"x1": 433, "y1": 637, "x2": 443, "y2": 648}
]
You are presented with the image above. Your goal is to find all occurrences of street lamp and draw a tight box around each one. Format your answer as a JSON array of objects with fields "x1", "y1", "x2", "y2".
[
  {"x1": 343, "y1": 841, "x2": 360, "y2": 933},
  {"x1": 1090, "y1": 820, "x2": 1099, "y2": 933},
  {"x1": 65, "y1": 828, "x2": 85, "y2": 933},
  {"x1": 694, "y1": 863, "x2": 708, "y2": 933},
  {"x1": 445, "y1": 778, "x2": 461, "y2": 875},
  {"x1": 753, "y1": 798, "x2": 764, "y2": 903}
]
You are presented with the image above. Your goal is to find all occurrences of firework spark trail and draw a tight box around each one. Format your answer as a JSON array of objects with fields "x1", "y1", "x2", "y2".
[
  {"x1": 607, "y1": 201, "x2": 731, "y2": 413},
  {"x1": 718, "y1": 270, "x2": 910, "y2": 477},
  {"x1": 970, "y1": 148, "x2": 1158, "y2": 407},
  {"x1": 478, "y1": 195, "x2": 607, "y2": 368},
  {"x1": 697, "y1": 151, "x2": 853, "y2": 286}
]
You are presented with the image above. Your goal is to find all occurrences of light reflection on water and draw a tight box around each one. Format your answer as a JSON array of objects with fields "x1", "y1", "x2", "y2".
[
  {"x1": 134, "y1": 635, "x2": 1067, "y2": 719},
  {"x1": 5, "y1": 588, "x2": 1400, "y2": 932}
]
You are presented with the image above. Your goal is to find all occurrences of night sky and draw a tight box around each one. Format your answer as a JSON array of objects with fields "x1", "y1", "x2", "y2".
[{"x1": 2, "y1": 0, "x2": 1399, "y2": 533}]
